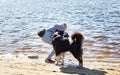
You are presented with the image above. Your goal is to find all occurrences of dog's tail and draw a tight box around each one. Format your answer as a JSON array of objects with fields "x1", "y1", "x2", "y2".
[{"x1": 71, "y1": 32, "x2": 84, "y2": 45}]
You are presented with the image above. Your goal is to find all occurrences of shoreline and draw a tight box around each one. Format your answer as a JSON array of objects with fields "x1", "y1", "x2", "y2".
[{"x1": 0, "y1": 54, "x2": 120, "y2": 75}]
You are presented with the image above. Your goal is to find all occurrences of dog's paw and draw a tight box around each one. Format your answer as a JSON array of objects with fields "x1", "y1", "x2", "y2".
[
  {"x1": 77, "y1": 66, "x2": 83, "y2": 69},
  {"x1": 55, "y1": 63, "x2": 59, "y2": 66},
  {"x1": 77, "y1": 64, "x2": 83, "y2": 69},
  {"x1": 61, "y1": 63, "x2": 64, "y2": 65},
  {"x1": 55, "y1": 61, "x2": 58, "y2": 66}
]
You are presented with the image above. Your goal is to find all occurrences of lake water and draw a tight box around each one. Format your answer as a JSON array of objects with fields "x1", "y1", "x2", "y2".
[{"x1": 0, "y1": 0, "x2": 120, "y2": 63}]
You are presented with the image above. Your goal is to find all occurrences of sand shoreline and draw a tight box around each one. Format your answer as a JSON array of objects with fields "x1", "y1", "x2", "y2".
[{"x1": 0, "y1": 55, "x2": 120, "y2": 75}]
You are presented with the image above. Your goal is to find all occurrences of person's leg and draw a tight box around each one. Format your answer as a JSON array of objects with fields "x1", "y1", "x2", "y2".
[
  {"x1": 47, "y1": 50, "x2": 55, "y2": 59},
  {"x1": 45, "y1": 50, "x2": 55, "y2": 63}
]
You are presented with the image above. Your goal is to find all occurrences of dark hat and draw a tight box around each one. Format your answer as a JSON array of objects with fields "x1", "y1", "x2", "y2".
[{"x1": 38, "y1": 29, "x2": 46, "y2": 37}]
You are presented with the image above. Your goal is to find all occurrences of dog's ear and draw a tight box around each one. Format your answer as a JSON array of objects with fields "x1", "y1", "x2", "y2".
[
  {"x1": 64, "y1": 32, "x2": 69, "y2": 38},
  {"x1": 58, "y1": 31, "x2": 64, "y2": 36},
  {"x1": 38, "y1": 29, "x2": 46, "y2": 37}
]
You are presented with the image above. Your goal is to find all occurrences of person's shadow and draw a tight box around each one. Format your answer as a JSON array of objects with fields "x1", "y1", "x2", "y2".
[{"x1": 59, "y1": 65, "x2": 107, "y2": 75}]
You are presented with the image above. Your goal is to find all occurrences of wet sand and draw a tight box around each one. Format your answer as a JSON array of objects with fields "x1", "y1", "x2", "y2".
[{"x1": 0, "y1": 55, "x2": 120, "y2": 75}]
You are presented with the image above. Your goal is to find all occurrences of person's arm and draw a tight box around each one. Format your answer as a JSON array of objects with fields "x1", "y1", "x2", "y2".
[{"x1": 54, "y1": 25, "x2": 64, "y2": 31}]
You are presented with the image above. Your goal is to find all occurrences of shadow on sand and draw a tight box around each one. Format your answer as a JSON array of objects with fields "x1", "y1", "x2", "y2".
[{"x1": 59, "y1": 65, "x2": 107, "y2": 75}]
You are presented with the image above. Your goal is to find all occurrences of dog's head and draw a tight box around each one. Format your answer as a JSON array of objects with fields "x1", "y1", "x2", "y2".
[{"x1": 53, "y1": 30, "x2": 64, "y2": 39}]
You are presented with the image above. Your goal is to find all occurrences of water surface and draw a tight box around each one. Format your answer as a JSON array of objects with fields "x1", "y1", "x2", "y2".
[{"x1": 0, "y1": 0, "x2": 120, "y2": 63}]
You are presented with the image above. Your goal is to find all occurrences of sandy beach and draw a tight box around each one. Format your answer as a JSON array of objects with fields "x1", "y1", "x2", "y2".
[{"x1": 0, "y1": 55, "x2": 119, "y2": 75}]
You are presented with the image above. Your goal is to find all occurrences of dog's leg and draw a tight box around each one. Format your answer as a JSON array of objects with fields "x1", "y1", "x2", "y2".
[
  {"x1": 61, "y1": 53, "x2": 65, "y2": 65},
  {"x1": 55, "y1": 56, "x2": 59, "y2": 65},
  {"x1": 79, "y1": 48, "x2": 83, "y2": 67},
  {"x1": 79, "y1": 57, "x2": 83, "y2": 67}
]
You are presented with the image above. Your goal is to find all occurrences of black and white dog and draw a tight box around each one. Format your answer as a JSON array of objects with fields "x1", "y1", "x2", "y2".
[{"x1": 52, "y1": 30, "x2": 84, "y2": 67}]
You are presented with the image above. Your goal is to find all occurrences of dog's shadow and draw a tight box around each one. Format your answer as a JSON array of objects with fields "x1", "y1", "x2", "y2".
[{"x1": 59, "y1": 65, "x2": 107, "y2": 75}]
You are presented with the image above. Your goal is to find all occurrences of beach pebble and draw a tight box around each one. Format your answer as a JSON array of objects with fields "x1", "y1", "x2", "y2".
[
  {"x1": 107, "y1": 68, "x2": 114, "y2": 70},
  {"x1": 52, "y1": 70, "x2": 56, "y2": 72},
  {"x1": 28, "y1": 54, "x2": 39, "y2": 59}
]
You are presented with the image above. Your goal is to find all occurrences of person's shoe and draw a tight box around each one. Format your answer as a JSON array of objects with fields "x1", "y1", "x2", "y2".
[{"x1": 45, "y1": 59, "x2": 55, "y2": 63}]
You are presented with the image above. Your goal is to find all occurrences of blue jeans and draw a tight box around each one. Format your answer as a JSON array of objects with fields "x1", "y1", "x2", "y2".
[{"x1": 47, "y1": 50, "x2": 55, "y2": 59}]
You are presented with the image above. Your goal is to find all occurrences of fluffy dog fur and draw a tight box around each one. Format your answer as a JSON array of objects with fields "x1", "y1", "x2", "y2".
[{"x1": 52, "y1": 30, "x2": 84, "y2": 67}]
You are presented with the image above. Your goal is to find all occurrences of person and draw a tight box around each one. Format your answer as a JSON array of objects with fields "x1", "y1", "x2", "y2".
[{"x1": 38, "y1": 23, "x2": 69, "y2": 63}]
